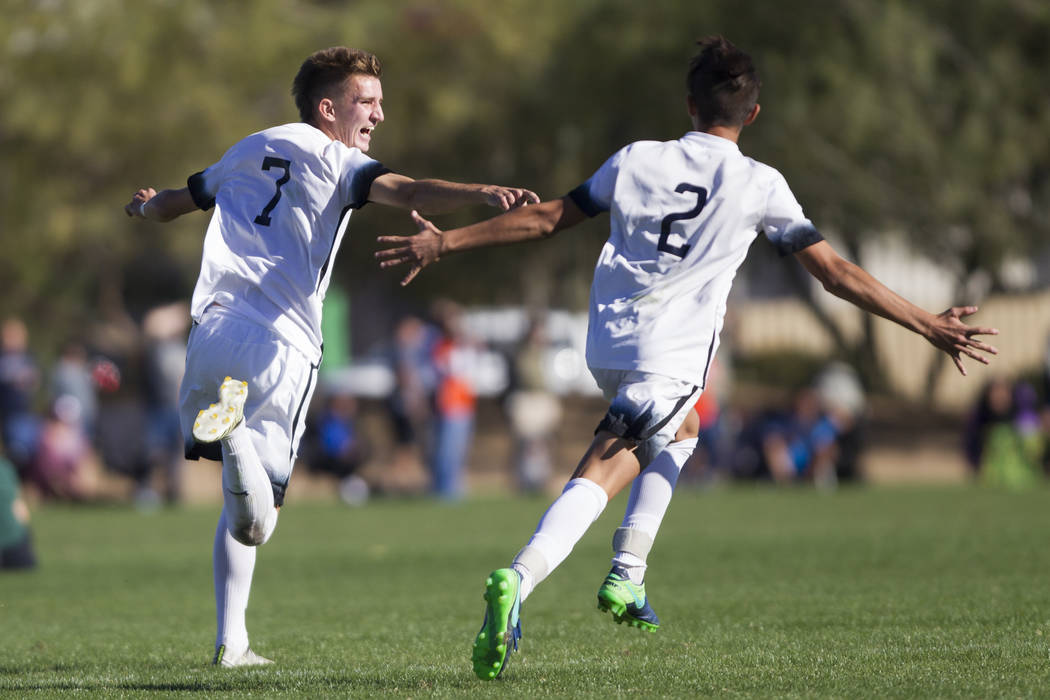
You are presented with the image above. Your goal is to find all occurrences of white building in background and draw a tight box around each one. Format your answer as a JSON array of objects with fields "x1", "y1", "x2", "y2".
[
  {"x1": 323, "y1": 307, "x2": 599, "y2": 399},
  {"x1": 733, "y1": 233, "x2": 1050, "y2": 409},
  {"x1": 328, "y1": 234, "x2": 1048, "y2": 409}
]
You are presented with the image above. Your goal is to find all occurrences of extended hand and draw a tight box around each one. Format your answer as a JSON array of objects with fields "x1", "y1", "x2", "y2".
[
  {"x1": 482, "y1": 185, "x2": 539, "y2": 211},
  {"x1": 124, "y1": 187, "x2": 157, "y2": 218},
  {"x1": 926, "y1": 306, "x2": 999, "y2": 376},
  {"x1": 375, "y1": 210, "x2": 443, "y2": 286}
]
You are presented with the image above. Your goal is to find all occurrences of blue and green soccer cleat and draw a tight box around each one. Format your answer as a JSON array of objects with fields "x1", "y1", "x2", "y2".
[
  {"x1": 596, "y1": 566, "x2": 660, "y2": 632},
  {"x1": 472, "y1": 568, "x2": 523, "y2": 679}
]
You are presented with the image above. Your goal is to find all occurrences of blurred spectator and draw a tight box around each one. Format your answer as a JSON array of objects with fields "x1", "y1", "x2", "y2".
[
  {"x1": 1043, "y1": 332, "x2": 1050, "y2": 409},
  {"x1": 26, "y1": 395, "x2": 94, "y2": 501},
  {"x1": 733, "y1": 385, "x2": 840, "y2": 487},
  {"x1": 50, "y1": 339, "x2": 99, "y2": 437},
  {"x1": 90, "y1": 279, "x2": 156, "y2": 507},
  {"x1": 964, "y1": 377, "x2": 1042, "y2": 489},
  {"x1": 814, "y1": 361, "x2": 867, "y2": 483},
  {"x1": 0, "y1": 447, "x2": 36, "y2": 570},
  {"x1": 428, "y1": 300, "x2": 479, "y2": 500},
  {"x1": 305, "y1": 390, "x2": 370, "y2": 505},
  {"x1": 386, "y1": 314, "x2": 437, "y2": 490},
  {"x1": 142, "y1": 303, "x2": 190, "y2": 504},
  {"x1": 680, "y1": 356, "x2": 732, "y2": 483},
  {"x1": 0, "y1": 317, "x2": 41, "y2": 472},
  {"x1": 505, "y1": 315, "x2": 562, "y2": 493}
]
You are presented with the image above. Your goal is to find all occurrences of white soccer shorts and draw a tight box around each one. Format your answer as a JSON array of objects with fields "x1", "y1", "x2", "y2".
[
  {"x1": 590, "y1": 368, "x2": 702, "y2": 468},
  {"x1": 178, "y1": 306, "x2": 319, "y2": 505}
]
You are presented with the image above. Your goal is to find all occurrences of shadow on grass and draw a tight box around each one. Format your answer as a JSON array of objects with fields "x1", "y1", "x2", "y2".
[{"x1": 0, "y1": 669, "x2": 482, "y2": 694}]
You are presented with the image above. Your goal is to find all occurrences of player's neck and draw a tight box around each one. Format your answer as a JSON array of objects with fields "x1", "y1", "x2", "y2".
[
  {"x1": 311, "y1": 120, "x2": 339, "y2": 142},
  {"x1": 698, "y1": 125, "x2": 741, "y2": 144}
]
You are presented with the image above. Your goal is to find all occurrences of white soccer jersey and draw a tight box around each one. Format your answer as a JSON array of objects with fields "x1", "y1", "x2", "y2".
[
  {"x1": 569, "y1": 131, "x2": 822, "y2": 387},
  {"x1": 186, "y1": 122, "x2": 389, "y2": 365}
]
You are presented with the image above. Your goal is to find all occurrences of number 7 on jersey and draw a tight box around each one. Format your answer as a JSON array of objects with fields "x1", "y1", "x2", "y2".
[{"x1": 253, "y1": 157, "x2": 292, "y2": 227}]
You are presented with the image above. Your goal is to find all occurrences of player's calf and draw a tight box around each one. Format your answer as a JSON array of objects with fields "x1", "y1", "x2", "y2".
[{"x1": 195, "y1": 377, "x2": 277, "y2": 547}]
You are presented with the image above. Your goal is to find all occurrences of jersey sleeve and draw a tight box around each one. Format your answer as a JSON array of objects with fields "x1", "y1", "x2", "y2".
[
  {"x1": 761, "y1": 172, "x2": 823, "y2": 256},
  {"x1": 186, "y1": 138, "x2": 247, "y2": 211},
  {"x1": 186, "y1": 161, "x2": 224, "y2": 211},
  {"x1": 335, "y1": 147, "x2": 390, "y2": 210},
  {"x1": 566, "y1": 146, "x2": 629, "y2": 217}
]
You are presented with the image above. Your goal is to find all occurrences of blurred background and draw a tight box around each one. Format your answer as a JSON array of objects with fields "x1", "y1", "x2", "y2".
[{"x1": 1, "y1": 0, "x2": 1049, "y2": 535}]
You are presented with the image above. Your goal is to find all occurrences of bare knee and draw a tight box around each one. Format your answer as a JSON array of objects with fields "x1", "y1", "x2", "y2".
[{"x1": 674, "y1": 409, "x2": 700, "y2": 441}]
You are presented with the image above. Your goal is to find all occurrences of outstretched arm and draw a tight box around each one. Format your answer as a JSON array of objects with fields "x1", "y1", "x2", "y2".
[
  {"x1": 795, "y1": 240, "x2": 999, "y2": 376},
  {"x1": 367, "y1": 172, "x2": 539, "y2": 214},
  {"x1": 375, "y1": 195, "x2": 588, "y2": 285},
  {"x1": 124, "y1": 187, "x2": 197, "y2": 222}
]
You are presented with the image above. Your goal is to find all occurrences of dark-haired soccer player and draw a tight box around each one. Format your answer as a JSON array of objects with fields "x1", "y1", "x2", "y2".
[
  {"x1": 374, "y1": 36, "x2": 999, "y2": 679},
  {"x1": 124, "y1": 47, "x2": 537, "y2": 667}
]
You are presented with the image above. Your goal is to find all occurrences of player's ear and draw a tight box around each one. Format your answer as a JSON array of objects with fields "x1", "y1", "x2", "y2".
[
  {"x1": 686, "y1": 95, "x2": 698, "y2": 119},
  {"x1": 743, "y1": 103, "x2": 760, "y2": 126},
  {"x1": 317, "y1": 97, "x2": 337, "y2": 124}
]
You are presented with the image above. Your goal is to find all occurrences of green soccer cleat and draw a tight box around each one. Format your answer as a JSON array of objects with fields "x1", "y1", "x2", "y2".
[
  {"x1": 597, "y1": 566, "x2": 660, "y2": 632},
  {"x1": 472, "y1": 568, "x2": 523, "y2": 680},
  {"x1": 193, "y1": 376, "x2": 248, "y2": 443}
]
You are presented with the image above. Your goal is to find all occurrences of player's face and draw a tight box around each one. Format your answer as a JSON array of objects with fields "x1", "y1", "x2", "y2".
[{"x1": 336, "y1": 74, "x2": 384, "y2": 152}]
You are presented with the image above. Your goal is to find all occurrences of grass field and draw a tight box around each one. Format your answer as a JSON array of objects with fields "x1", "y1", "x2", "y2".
[{"x1": 3, "y1": 485, "x2": 1049, "y2": 698}]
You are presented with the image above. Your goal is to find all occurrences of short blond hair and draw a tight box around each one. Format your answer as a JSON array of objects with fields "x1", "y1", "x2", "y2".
[{"x1": 292, "y1": 47, "x2": 382, "y2": 123}]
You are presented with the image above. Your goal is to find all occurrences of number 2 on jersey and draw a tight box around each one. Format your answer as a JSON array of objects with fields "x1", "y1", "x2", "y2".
[
  {"x1": 253, "y1": 157, "x2": 292, "y2": 227},
  {"x1": 658, "y1": 183, "x2": 708, "y2": 258}
]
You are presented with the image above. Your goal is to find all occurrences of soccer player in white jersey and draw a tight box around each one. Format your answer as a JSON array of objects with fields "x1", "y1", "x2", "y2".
[
  {"x1": 375, "y1": 36, "x2": 1000, "y2": 679},
  {"x1": 123, "y1": 47, "x2": 538, "y2": 668}
]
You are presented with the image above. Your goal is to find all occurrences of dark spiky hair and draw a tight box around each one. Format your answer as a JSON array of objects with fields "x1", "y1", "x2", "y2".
[{"x1": 686, "y1": 36, "x2": 761, "y2": 128}]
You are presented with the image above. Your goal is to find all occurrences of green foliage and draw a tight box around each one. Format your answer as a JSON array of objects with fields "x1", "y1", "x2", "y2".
[
  {"x1": 2, "y1": 0, "x2": 1046, "y2": 356},
  {"x1": 3, "y1": 488, "x2": 1050, "y2": 696}
]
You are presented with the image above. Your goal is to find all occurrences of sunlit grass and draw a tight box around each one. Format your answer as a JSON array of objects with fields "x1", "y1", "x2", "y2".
[{"x1": 2, "y1": 485, "x2": 1049, "y2": 697}]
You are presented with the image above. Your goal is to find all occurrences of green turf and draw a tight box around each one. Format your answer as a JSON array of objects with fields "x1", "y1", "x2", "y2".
[{"x1": 2, "y1": 485, "x2": 1049, "y2": 697}]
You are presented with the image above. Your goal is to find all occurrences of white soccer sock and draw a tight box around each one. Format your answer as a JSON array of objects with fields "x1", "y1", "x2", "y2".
[
  {"x1": 512, "y1": 477, "x2": 609, "y2": 601},
  {"x1": 221, "y1": 423, "x2": 277, "y2": 546},
  {"x1": 213, "y1": 509, "x2": 256, "y2": 656},
  {"x1": 614, "y1": 438, "x2": 697, "y2": 583}
]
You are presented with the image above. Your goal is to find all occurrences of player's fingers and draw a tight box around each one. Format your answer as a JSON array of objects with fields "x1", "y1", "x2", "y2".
[
  {"x1": 949, "y1": 305, "x2": 979, "y2": 319},
  {"x1": 964, "y1": 326, "x2": 999, "y2": 337},
  {"x1": 374, "y1": 246, "x2": 406, "y2": 261},
  {"x1": 410, "y1": 210, "x2": 431, "y2": 231},
  {"x1": 401, "y1": 266, "x2": 421, "y2": 286},
  {"x1": 952, "y1": 354, "x2": 967, "y2": 376},
  {"x1": 965, "y1": 339, "x2": 998, "y2": 355},
  {"x1": 523, "y1": 189, "x2": 540, "y2": 204},
  {"x1": 379, "y1": 250, "x2": 416, "y2": 266},
  {"x1": 958, "y1": 346, "x2": 990, "y2": 364}
]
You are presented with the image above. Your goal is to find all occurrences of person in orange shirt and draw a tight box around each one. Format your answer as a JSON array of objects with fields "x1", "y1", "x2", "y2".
[{"x1": 429, "y1": 300, "x2": 479, "y2": 500}]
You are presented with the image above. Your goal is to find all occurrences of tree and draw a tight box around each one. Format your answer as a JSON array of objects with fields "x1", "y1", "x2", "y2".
[{"x1": 1, "y1": 0, "x2": 1046, "y2": 392}]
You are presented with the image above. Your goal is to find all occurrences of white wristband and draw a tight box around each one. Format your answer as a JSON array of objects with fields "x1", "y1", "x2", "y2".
[{"x1": 138, "y1": 199, "x2": 149, "y2": 218}]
